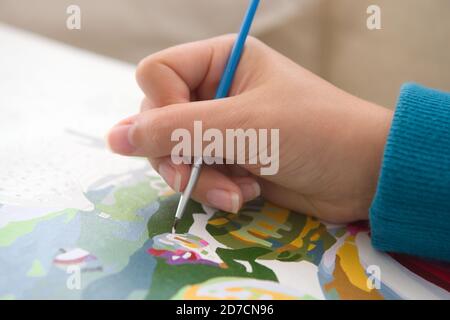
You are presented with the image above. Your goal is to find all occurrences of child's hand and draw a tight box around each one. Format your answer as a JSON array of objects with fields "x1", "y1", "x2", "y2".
[{"x1": 107, "y1": 35, "x2": 393, "y2": 223}]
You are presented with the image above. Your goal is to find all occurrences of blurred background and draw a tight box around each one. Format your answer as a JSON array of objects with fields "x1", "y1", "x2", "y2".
[{"x1": 0, "y1": 0, "x2": 449, "y2": 108}]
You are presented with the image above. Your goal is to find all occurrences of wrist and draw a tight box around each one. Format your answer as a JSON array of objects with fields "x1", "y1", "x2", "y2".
[{"x1": 341, "y1": 97, "x2": 393, "y2": 220}]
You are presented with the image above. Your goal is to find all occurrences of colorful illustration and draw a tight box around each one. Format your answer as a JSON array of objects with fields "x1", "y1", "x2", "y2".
[
  {"x1": 149, "y1": 233, "x2": 226, "y2": 268},
  {"x1": 1, "y1": 168, "x2": 448, "y2": 299}
]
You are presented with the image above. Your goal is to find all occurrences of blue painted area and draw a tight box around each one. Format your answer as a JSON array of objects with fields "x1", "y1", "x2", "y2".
[
  {"x1": 84, "y1": 186, "x2": 114, "y2": 204},
  {"x1": 308, "y1": 241, "x2": 327, "y2": 266},
  {"x1": 365, "y1": 271, "x2": 401, "y2": 300},
  {"x1": 267, "y1": 238, "x2": 283, "y2": 249},
  {"x1": 0, "y1": 211, "x2": 82, "y2": 298},
  {"x1": 83, "y1": 239, "x2": 156, "y2": 299},
  {"x1": 317, "y1": 266, "x2": 338, "y2": 300},
  {"x1": 112, "y1": 201, "x2": 159, "y2": 242}
]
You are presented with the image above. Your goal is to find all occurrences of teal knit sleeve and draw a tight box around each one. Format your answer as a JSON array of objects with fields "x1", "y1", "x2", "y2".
[{"x1": 370, "y1": 83, "x2": 450, "y2": 262}]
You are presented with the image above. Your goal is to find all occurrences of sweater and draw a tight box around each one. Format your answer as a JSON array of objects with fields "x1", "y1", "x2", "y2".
[{"x1": 370, "y1": 83, "x2": 450, "y2": 262}]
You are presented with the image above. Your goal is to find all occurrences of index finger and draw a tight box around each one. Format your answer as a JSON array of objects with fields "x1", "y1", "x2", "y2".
[{"x1": 135, "y1": 35, "x2": 237, "y2": 107}]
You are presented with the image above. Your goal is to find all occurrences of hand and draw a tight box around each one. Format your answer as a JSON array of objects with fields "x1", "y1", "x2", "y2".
[{"x1": 107, "y1": 35, "x2": 393, "y2": 223}]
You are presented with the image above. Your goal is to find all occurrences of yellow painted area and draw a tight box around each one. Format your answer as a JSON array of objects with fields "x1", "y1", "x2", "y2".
[
  {"x1": 307, "y1": 243, "x2": 316, "y2": 251},
  {"x1": 261, "y1": 203, "x2": 290, "y2": 224},
  {"x1": 230, "y1": 230, "x2": 256, "y2": 244},
  {"x1": 227, "y1": 213, "x2": 236, "y2": 220},
  {"x1": 175, "y1": 236, "x2": 200, "y2": 249},
  {"x1": 247, "y1": 228, "x2": 270, "y2": 239},
  {"x1": 208, "y1": 218, "x2": 230, "y2": 226},
  {"x1": 210, "y1": 202, "x2": 295, "y2": 248},
  {"x1": 230, "y1": 227, "x2": 273, "y2": 247},
  {"x1": 337, "y1": 236, "x2": 371, "y2": 292},
  {"x1": 310, "y1": 232, "x2": 320, "y2": 241},
  {"x1": 258, "y1": 221, "x2": 275, "y2": 230},
  {"x1": 289, "y1": 218, "x2": 320, "y2": 249}
]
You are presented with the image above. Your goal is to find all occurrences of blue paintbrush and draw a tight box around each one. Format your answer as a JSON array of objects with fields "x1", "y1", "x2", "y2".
[{"x1": 172, "y1": 0, "x2": 260, "y2": 233}]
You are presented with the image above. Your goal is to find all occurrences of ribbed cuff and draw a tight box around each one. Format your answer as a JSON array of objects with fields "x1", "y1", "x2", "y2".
[{"x1": 370, "y1": 83, "x2": 450, "y2": 262}]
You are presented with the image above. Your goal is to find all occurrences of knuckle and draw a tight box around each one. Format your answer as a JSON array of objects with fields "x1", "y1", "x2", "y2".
[
  {"x1": 135, "y1": 55, "x2": 162, "y2": 87},
  {"x1": 135, "y1": 58, "x2": 149, "y2": 86},
  {"x1": 246, "y1": 35, "x2": 260, "y2": 46}
]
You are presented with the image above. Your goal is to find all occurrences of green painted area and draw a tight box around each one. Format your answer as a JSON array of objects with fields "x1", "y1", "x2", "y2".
[
  {"x1": 147, "y1": 245, "x2": 276, "y2": 299},
  {"x1": 0, "y1": 209, "x2": 77, "y2": 247},
  {"x1": 334, "y1": 227, "x2": 347, "y2": 238},
  {"x1": 144, "y1": 198, "x2": 338, "y2": 299},
  {"x1": 76, "y1": 213, "x2": 141, "y2": 267},
  {"x1": 96, "y1": 181, "x2": 158, "y2": 221},
  {"x1": 146, "y1": 197, "x2": 279, "y2": 299},
  {"x1": 207, "y1": 201, "x2": 336, "y2": 265},
  {"x1": 27, "y1": 259, "x2": 46, "y2": 277},
  {"x1": 77, "y1": 180, "x2": 161, "y2": 270},
  {"x1": 147, "y1": 194, "x2": 196, "y2": 238},
  {"x1": 64, "y1": 209, "x2": 78, "y2": 223}
]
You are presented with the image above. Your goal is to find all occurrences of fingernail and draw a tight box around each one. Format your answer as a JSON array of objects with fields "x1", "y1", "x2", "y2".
[
  {"x1": 158, "y1": 161, "x2": 182, "y2": 192},
  {"x1": 206, "y1": 189, "x2": 240, "y2": 214},
  {"x1": 238, "y1": 182, "x2": 261, "y2": 202},
  {"x1": 107, "y1": 124, "x2": 136, "y2": 154}
]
